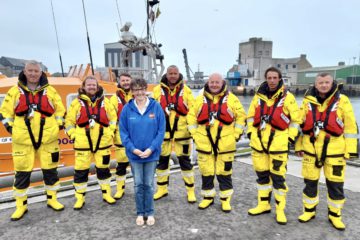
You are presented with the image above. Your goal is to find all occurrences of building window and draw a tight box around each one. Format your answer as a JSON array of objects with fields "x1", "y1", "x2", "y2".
[
  {"x1": 135, "y1": 51, "x2": 141, "y2": 68},
  {"x1": 258, "y1": 51, "x2": 262, "y2": 56},
  {"x1": 277, "y1": 64, "x2": 281, "y2": 68},
  {"x1": 292, "y1": 64, "x2": 296, "y2": 69},
  {"x1": 285, "y1": 64, "x2": 288, "y2": 70},
  {"x1": 108, "y1": 52, "x2": 112, "y2": 67}
]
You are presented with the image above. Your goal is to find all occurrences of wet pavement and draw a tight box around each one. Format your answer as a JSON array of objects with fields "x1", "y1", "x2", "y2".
[{"x1": 0, "y1": 158, "x2": 359, "y2": 240}]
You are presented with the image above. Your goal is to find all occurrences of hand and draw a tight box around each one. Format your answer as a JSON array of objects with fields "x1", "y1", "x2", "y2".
[
  {"x1": 296, "y1": 151, "x2": 304, "y2": 157},
  {"x1": 140, "y1": 148, "x2": 152, "y2": 158},
  {"x1": 133, "y1": 149, "x2": 143, "y2": 157}
]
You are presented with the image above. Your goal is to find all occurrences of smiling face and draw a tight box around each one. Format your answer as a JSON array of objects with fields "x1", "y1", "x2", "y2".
[
  {"x1": 266, "y1": 71, "x2": 281, "y2": 91},
  {"x1": 166, "y1": 67, "x2": 180, "y2": 86},
  {"x1": 315, "y1": 75, "x2": 333, "y2": 96},
  {"x1": 131, "y1": 85, "x2": 147, "y2": 102},
  {"x1": 119, "y1": 75, "x2": 132, "y2": 91},
  {"x1": 83, "y1": 78, "x2": 98, "y2": 97},
  {"x1": 24, "y1": 63, "x2": 42, "y2": 85},
  {"x1": 208, "y1": 73, "x2": 224, "y2": 94}
]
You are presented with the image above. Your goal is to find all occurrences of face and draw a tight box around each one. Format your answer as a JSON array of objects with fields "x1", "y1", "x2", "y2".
[
  {"x1": 166, "y1": 67, "x2": 180, "y2": 85},
  {"x1": 131, "y1": 85, "x2": 147, "y2": 101},
  {"x1": 315, "y1": 75, "x2": 333, "y2": 95},
  {"x1": 83, "y1": 78, "x2": 98, "y2": 97},
  {"x1": 119, "y1": 75, "x2": 131, "y2": 90},
  {"x1": 208, "y1": 74, "x2": 224, "y2": 94},
  {"x1": 24, "y1": 64, "x2": 42, "y2": 85},
  {"x1": 266, "y1": 71, "x2": 281, "y2": 91}
]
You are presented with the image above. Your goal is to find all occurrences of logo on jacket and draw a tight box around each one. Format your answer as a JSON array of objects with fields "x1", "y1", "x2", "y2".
[{"x1": 149, "y1": 113, "x2": 155, "y2": 119}]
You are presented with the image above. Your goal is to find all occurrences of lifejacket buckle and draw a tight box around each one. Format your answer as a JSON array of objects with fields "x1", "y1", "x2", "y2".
[
  {"x1": 27, "y1": 104, "x2": 37, "y2": 119},
  {"x1": 165, "y1": 103, "x2": 175, "y2": 116},
  {"x1": 89, "y1": 119, "x2": 95, "y2": 128},
  {"x1": 209, "y1": 112, "x2": 217, "y2": 125},
  {"x1": 260, "y1": 115, "x2": 269, "y2": 131},
  {"x1": 316, "y1": 121, "x2": 324, "y2": 129}
]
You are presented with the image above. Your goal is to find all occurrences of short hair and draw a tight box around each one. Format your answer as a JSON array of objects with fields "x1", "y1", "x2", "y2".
[
  {"x1": 25, "y1": 60, "x2": 42, "y2": 71},
  {"x1": 119, "y1": 72, "x2": 132, "y2": 79},
  {"x1": 130, "y1": 78, "x2": 147, "y2": 90},
  {"x1": 167, "y1": 65, "x2": 179, "y2": 72},
  {"x1": 316, "y1": 72, "x2": 333, "y2": 79},
  {"x1": 82, "y1": 75, "x2": 98, "y2": 88},
  {"x1": 264, "y1": 67, "x2": 282, "y2": 79}
]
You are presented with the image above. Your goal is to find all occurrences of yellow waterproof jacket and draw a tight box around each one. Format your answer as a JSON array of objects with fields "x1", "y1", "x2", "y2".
[
  {"x1": 295, "y1": 84, "x2": 358, "y2": 159},
  {"x1": 247, "y1": 81, "x2": 300, "y2": 154},
  {"x1": 153, "y1": 77, "x2": 194, "y2": 141},
  {"x1": 187, "y1": 84, "x2": 246, "y2": 157},
  {"x1": 0, "y1": 72, "x2": 65, "y2": 146},
  {"x1": 65, "y1": 87, "x2": 117, "y2": 151},
  {"x1": 109, "y1": 88, "x2": 132, "y2": 146}
]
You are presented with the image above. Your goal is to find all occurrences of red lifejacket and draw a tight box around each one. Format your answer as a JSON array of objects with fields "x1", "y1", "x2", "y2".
[
  {"x1": 301, "y1": 93, "x2": 343, "y2": 137},
  {"x1": 159, "y1": 84, "x2": 188, "y2": 116},
  {"x1": 76, "y1": 97, "x2": 109, "y2": 128},
  {"x1": 253, "y1": 91, "x2": 290, "y2": 131},
  {"x1": 197, "y1": 91, "x2": 234, "y2": 125},
  {"x1": 15, "y1": 87, "x2": 55, "y2": 117},
  {"x1": 116, "y1": 90, "x2": 127, "y2": 120}
]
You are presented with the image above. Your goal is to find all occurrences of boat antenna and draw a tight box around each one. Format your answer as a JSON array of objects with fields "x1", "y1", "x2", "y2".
[
  {"x1": 115, "y1": 0, "x2": 123, "y2": 27},
  {"x1": 81, "y1": 0, "x2": 94, "y2": 75},
  {"x1": 146, "y1": 0, "x2": 150, "y2": 42},
  {"x1": 50, "y1": 0, "x2": 65, "y2": 77}
]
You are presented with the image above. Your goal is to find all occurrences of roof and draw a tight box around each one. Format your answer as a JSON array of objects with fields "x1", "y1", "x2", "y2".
[
  {"x1": 272, "y1": 57, "x2": 301, "y2": 64},
  {"x1": 297, "y1": 65, "x2": 348, "y2": 72}
]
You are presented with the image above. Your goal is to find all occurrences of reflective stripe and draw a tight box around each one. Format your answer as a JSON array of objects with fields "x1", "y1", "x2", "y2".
[
  {"x1": 1, "y1": 117, "x2": 13, "y2": 125},
  {"x1": 257, "y1": 184, "x2": 272, "y2": 191},
  {"x1": 290, "y1": 122, "x2": 300, "y2": 130},
  {"x1": 156, "y1": 169, "x2": 170, "y2": 177},
  {"x1": 55, "y1": 116, "x2": 64, "y2": 122},
  {"x1": 109, "y1": 121, "x2": 117, "y2": 125},
  {"x1": 219, "y1": 189, "x2": 234, "y2": 198},
  {"x1": 303, "y1": 196, "x2": 319, "y2": 205},
  {"x1": 13, "y1": 189, "x2": 28, "y2": 197},
  {"x1": 235, "y1": 123, "x2": 245, "y2": 130},
  {"x1": 188, "y1": 124, "x2": 197, "y2": 131},
  {"x1": 181, "y1": 170, "x2": 194, "y2": 178},
  {"x1": 328, "y1": 200, "x2": 344, "y2": 209},
  {"x1": 247, "y1": 117, "x2": 254, "y2": 123},
  {"x1": 201, "y1": 188, "x2": 216, "y2": 197},
  {"x1": 74, "y1": 184, "x2": 87, "y2": 191},
  {"x1": 116, "y1": 176, "x2": 126, "y2": 182},
  {"x1": 273, "y1": 189, "x2": 286, "y2": 196},
  {"x1": 98, "y1": 178, "x2": 111, "y2": 185},
  {"x1": 65, "y1": 125, "x2": 75, "y2": 132},
  {"x1": 45, "y1": 184, "x2": 60, "y2": 191},
  {"x1": 344, "y1": 133, "x2": 359, "y2": 139}
]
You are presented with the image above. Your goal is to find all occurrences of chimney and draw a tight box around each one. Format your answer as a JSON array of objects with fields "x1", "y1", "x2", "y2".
[{"x1": 338, "y1": 61, "x2": 345, "y2": 66}]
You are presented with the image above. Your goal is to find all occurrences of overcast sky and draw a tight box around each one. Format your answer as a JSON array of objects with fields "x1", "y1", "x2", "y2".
[{"x1": 1, "y1": 0, "x2": 360, "y2": 76}]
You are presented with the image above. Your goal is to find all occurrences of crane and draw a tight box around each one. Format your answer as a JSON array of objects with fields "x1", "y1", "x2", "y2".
[{"x1": 182, "y1": 48, "x2": 194, "y2": 81}]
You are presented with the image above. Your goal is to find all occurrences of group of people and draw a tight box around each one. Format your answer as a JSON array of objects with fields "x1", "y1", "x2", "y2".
[{"x1": 0, "y1": 61, "x2": 357, "y2": 231}]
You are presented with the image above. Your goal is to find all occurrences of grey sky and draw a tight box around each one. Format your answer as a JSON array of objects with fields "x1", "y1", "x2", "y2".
[{"x1": 1, "y1": 0, "x2": 360, "y2": 76}]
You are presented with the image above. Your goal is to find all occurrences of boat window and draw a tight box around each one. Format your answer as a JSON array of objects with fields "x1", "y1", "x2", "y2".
[
  {"x1": 0, "y1": 94, "x2": 5, "y2": 106},
  {"x1": 66, "y1": 93, "x2": 78, "y2": 109}
]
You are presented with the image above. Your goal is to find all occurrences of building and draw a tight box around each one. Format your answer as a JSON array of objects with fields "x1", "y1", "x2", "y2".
[
  {"x1": 227, "y1": 37, "x2": 312, "y2": 87},
  {"x1": 297, "y1": 62, "x2": 360, "y2": 85},
  {"x1": 0, "y1": 56, "x2": 48, "y2": 76}
]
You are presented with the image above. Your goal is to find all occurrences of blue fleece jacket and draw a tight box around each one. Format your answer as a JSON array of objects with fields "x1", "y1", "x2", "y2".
[{"x1": 120, "y1": 97, "x2": 165, "y2": 163}]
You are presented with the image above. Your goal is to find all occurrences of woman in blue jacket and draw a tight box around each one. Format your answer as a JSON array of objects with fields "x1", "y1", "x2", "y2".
[{"x1": 120, "y1": 78, "x2": 165, "y2": 226}]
